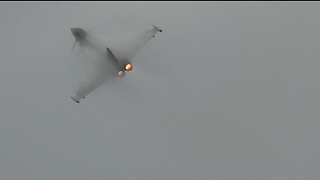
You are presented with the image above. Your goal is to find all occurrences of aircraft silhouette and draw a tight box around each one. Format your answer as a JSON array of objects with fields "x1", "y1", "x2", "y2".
[{"x1": 70, "y1": 25, "x2": 162, "y2": 103}]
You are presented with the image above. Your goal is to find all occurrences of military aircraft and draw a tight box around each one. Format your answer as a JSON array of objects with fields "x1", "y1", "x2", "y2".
[{"x1": 70, "y1": 25, "x2": 162, "y2": 103}]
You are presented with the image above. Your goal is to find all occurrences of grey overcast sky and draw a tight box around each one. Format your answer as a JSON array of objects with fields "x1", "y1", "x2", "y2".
[{"x1": 0, "y1": 2, "x2": 320, "y2": 180}]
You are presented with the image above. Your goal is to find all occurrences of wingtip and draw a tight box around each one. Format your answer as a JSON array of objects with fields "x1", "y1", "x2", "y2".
[
  {"x1": 152, "y1": 25, "x2": 162, "y2": 32},
  {"x1": 71, "y1": 97, "x2": 80, "y2": 103}
]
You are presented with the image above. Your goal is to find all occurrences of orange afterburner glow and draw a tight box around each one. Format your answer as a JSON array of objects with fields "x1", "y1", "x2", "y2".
[{"x1": 125, "y1": 64, "x2": 133, "y2": 71}]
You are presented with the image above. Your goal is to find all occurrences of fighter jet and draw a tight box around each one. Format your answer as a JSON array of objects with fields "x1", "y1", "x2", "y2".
[{"x1": 70, "y1": 25, "x2": 162, "y2": 103}]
